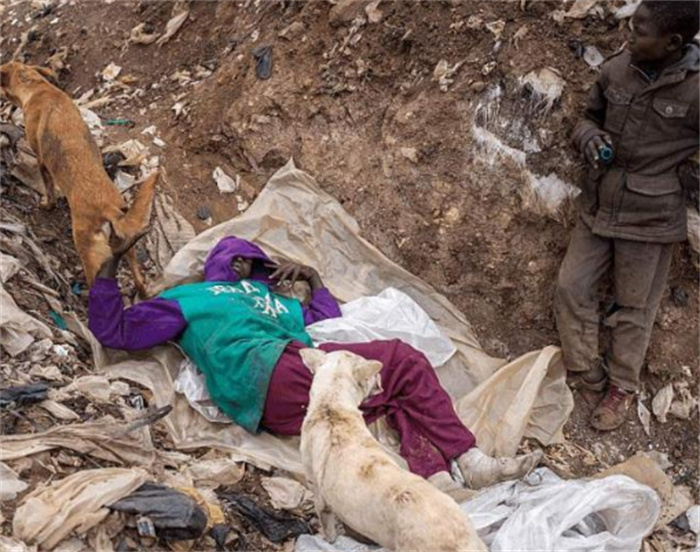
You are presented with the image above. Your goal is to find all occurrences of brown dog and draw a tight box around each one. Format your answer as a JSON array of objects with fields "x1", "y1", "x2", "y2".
[{"x1": 0, "y1": 62, "x2": 156, "y2": 295}]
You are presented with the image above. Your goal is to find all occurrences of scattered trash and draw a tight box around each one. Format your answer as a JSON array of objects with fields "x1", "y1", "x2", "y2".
[
  {"x1": 466, "y1": 15, "x2": 483, "y2": 29},
  {"x1": 129, "y1": 22, "x2": 160, "y2": 45},
  {"x1": 114, "y1": 171, "x2": 137, "y2": 192},
  {"x1": 520, "y1": 67, "x2": 565, "y2": 114},
  {"x1": 71, "y1": 282, "x2": 83, "y2": 296},
  {"x1": 596, "y1": 452, "x2": 693, "y2": 529},
  {"x1": 687, "y1": 505, "x2": 700, "y2": 535},
  {"x1": 0, "y1": 382, "x2": 49, "y2": 408},
  {"x1": 37, "y1": 399, "x2": 80, "y2": 421},
  {"x1": 652, "y1": 384, "x2": 674, "y2": 423},
  {"x1": 71, "y1": 375, "x2": 113, "y2": 403},
  {"x1": 433, "y1": 59, "x2": 464, "y2": 92},
  {"x1": 583, "y1": 45, "x2": 605, "y2": 67},
  {"x1": 48, "y1": 310, "x2": 67, "y2": 330},
  {"x1": 0, "y1": 286, "x2": 53, "y2": 357},
  {"x1": 196, "y1": 206, "x2": 212, "y2": 221},
  {"x1": 614, "y1": 0, "x2": 641, "y2": 19},
  {"x1": 0, "y1": 462, "x2": 28, "y2": 501},
  {"x1": 637, "y1": 396, "x2": 652, "y2": 436},
  {"x1": 252, "y1": 46, "x2": 273, "y2": 80},
  {"x1": 110, "y1": 483, "x2": 208, "y2": 541},
  {"x1": 174, "y1": 358, "x2": 231, "y2": 424},
  {"x1": 485, "y1": 20, "x2": 505, "y2": 40},
  {"x1": 261, "y1": 477, "x2": 312, "y2": 511},
  {"x1": 13, "y1": 468, "x2": 148, "y2": 550},
  {"x1": 669, "y1": 381, "x2": 696, "y2": 420},
  {"x1": 101, "y1": 62, "x2": 122, "y2": 82},
  {"x1": 45, "y1": 46, "x2": 69, "y2": 73},
  {"x1": 671, "y1": 287, "x2": 689, "y2": 307},
  {"x1": 213, "y1": 167, "x2": 239, "y2": 194},
  {"x1": 145, "y1": 190, "x2": 197, "y2": 273},
  {"x1": 219, "y1": 493, "x2": 311, "y2": 544},
  {"x1": 181, "y1": 458, "x2": 245, "y2": 490},
  {"x1": 481, "y1": 61, "x2": 497, "y2": 76},
  {"x1": 511, "y1": 24, "x2": 529, "y2": 49},
  {"x1": 365, "y1": 0, "x2": 382, "y2": 24},
  {"x1": 564, "y1": 0, "x2": 601, "y2": 19},
  {"x1": 278, "y1": 21, "x2": 305, "y2": 40},
  {"x1": 157, "y1": 10, "x2": 189, "y2": 47},
  {"x1": 103, "y1": 118, "x2": 135, "y2": 127}
]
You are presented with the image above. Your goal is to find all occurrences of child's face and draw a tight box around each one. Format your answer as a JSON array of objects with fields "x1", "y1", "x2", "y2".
[
  {"x1": 628, "y1": 4, "x2": 682, "y2": 65},
  {"x1": 231, "y1": 257, "x2": 253, "y2": 279}
]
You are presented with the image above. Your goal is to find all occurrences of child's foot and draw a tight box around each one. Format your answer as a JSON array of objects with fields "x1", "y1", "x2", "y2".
[
  {"x1": 457, "y1": 448, "x2": 543, "y2": 490},
  {"x1": 590, "y1": 384, "x2": 634, "y2": 431},
  {"x1": 567, "y1": 360, "x2": 608, "y2": 392}
]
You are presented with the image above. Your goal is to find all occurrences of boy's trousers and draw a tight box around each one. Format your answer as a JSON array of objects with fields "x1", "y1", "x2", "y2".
[{"x1": 555, "y1": 217, "x2": 674, "y2": 391}]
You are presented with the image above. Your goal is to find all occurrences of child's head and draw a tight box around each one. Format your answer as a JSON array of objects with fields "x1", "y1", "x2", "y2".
[{"x1": 629, "y1": 0, "x2": 699, "y2": 64}]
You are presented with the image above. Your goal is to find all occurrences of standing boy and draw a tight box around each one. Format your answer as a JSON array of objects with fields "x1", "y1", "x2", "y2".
[{"x1": 556, "y1": 0, "x2": 699, "y2": 430}]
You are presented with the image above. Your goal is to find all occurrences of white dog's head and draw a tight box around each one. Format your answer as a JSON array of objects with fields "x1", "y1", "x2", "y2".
[{"x1": 301, "y1": 349, "x2": 382, "y2": 404}]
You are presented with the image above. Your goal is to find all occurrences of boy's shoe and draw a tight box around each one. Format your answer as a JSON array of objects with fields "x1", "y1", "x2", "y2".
[
  {"x1": 457, "y1": 448, "x2": 543, "y2": 490},
  {"x1": 567, "y1": 360, "x2": 608, "y2": 392},
  {"x1": 590, "y1": 384, "x2": 634, "y2": 431}
]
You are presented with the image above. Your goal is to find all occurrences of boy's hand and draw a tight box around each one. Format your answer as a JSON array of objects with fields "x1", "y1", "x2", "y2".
[
  {"x1": 584, "y1": 134, "x2": 613, "y2": 169},
  {"x1": 267, "y1": 261, "x2": 323, "y2": 290}
]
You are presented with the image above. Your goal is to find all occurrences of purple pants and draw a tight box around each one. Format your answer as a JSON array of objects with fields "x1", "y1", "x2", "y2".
[{"x1": 261, "y1": 339, "x2": 477, "y2": 478}]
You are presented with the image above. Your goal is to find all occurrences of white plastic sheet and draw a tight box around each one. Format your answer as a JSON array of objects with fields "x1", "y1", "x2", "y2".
[
  {"x1": 307, "y1": 288, "x2": 456, "y2": 368},
  {"x1": 296, "y1": 469, "x2": 660, "y2": 552}
]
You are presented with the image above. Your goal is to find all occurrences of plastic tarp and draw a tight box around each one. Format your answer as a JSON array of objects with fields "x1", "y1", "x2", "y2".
[
  {"x1": 96, "y1": 159, "x2": 572, "y2": 473},
  {"x1": 296, "y1": 468, "x2": 660, "y2": 552}
]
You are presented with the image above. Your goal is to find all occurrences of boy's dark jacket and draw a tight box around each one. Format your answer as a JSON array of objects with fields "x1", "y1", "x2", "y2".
[{"x1": 572, "y1": 43, "x2": 699, "y2": 243}]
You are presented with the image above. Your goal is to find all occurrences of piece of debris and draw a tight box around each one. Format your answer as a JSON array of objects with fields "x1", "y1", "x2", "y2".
[
  {"x1": 101, "y1": 62, "x2": 122, "y2": 82},
  {"x1": 365, "y1": 0, "x2": 382, "y2": 24},
  {"x1": 252, "y1": 46, "x2": 273, "y2": 80},
  {"x1": 0, "y1": 462, "x2": 28, "y2": 501},
  {"x1": 152, "y1": 137, "x2": 166, "y2": 148},
  {"x1": 687, "y1": 505, "x2": 700, "y2": 535},
  {"x1": 0, "y1": 382, "x2": 49, "y2": 408},
  {"x1": 565, "y1": 0, "x2": 601, "y2": 19},
  {"x1": 652, "y1": 384, "x2": 674, "y2": 423},
  {"x1": 400, "y1": 147, "x2": 418, "y2": 164},
  {"x1": 196, "y1": 206, "x2": 212, "y2": 221},
  {"x1": 37, "y1": 399, "x2": 80, "y2": 421},
  {"x1": 466, "y1": 15, "x2": 483, "y2": 29},
  {"x1": 157, "y1": 9, "x2": 189, "y2": 46},
  {"x1": 670, "y1": 381, "x2": 697, "y2": 420},
  {"x1": 615, "y1": 0, "x2": 641, "y2": 19},
  {"x1": 329, "y1": 0, "x2": 371, "y2": 26},
  {"x1": 213, "y1": 167, "x2": 239, "y2": 194},
  {"x1": 520, "y1": 67, "x2": 565, "y2": 113},
  {"x1": 481, "y1": 61, "x2": 497, "y2": 76},
  {"x1": 583, "y1": 45, "x2": 605, "y2": 67},
  {"x1": 485, "y1": 20, "x2": 505, "y2": 40},
  {"x1": 637, "y1": 397, "x2": 652, "y2": 436},
  {"x1": 46, "y1": 46, "x2": 69, "y2": 73},
  {"x1": 102, "y1": 151, "x2": 126, "y2": 180},
  {"x1": 129, "y1": 22, "x2": 160, "y2": 45},
  {"x1": 110, "y1": 483, "x2": 208, "y2": 541},
  {"x1": 278, "y1": 21, "x2": 305, "y2": 40},
  {"x1": 511, "y1": 24, "x2": 529, "y2": 49},
  {"x1": 433, "y1": 59, "x2": 464, "y2": 92},
  {"x1": 14, "y1": 468, "x2": 148, "y2": 550},
  {"x1": 261, "y1": 477, "x2": 312, "y2": 511},
  {"x1": 671, "y1": 287, "x2": 689, "y2": 307},
  {"x1": 219, "y1": 492, "x2": 311, "y2": 544}
]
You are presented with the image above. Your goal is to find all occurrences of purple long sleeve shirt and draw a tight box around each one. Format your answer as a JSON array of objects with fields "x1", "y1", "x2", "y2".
[{"x1": 88, "y1": 236, "x2": 342, "y2": 351}]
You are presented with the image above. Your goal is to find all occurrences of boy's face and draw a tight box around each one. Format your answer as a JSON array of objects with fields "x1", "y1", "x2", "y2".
[
  {"x1": 231, "y1": 257, "x2": 253, "y2": 279},
  {"x1": 628, "y1": 4, "x2": 683, "y2": 65}
]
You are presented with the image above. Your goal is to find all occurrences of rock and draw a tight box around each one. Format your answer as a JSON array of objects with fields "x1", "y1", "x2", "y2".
[
  {"x1": 671, "y1": 286, "x2": 689, "y2": 307},
  {"x1": 329, "y1": 0, "x2": 370, "y2": 26},
  {"x1": 278, "y1": 21, "x2": 305, "y2": 40},
  {"x1": 651, "y1": 384, "x2": 674, "y2": 423},
  {"x1": 400, "y1": 147, "x2": 418, "y2": 164},
  {"x1": 470, "y1": 81, "x2": 488, "y2": 93}
]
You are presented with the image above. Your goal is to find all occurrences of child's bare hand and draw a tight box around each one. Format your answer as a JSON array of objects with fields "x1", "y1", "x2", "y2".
[
  {"x1": 584, "y1": 134, "x2": 613, "y2": 169},
  {"x1": 267, "y1": 261, "x2": 323, "y2": 290}
]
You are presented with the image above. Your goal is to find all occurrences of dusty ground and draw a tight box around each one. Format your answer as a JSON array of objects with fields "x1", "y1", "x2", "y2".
[{"x1": 1, "y1": 0, "x2": 698, "y2": 550}]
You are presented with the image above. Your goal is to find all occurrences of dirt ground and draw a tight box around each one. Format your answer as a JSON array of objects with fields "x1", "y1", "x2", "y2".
[{"x1": 1, "y1": 0, "x2": 698, "y2": 550}]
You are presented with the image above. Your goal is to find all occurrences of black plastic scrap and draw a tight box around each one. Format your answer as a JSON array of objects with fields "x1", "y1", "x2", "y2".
[
  {"x1": 219, "y1": 492, "x2": 310, "y2": 544},
  {"x1": 251, "y1": 46, "x2": 273, "y2": 79},
  {"x1": 109, "y1": 483, "x2": 208, "y2": 541},
  {"x1": 0, "y1": 382, "x2": 49, "y2": 408}
]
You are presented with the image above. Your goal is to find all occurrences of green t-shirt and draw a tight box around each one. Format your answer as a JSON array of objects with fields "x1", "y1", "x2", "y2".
[{"x1": 160, "y1": 280, "x2": 313, "y2": 432}]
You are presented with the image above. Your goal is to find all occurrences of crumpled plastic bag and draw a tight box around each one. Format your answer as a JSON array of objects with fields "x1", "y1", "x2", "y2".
[
  {"x1": 296, "y1": 469, "x2": 660, "y2": 552},
  {"x1": 307, "y1": 287, "x2": 456, "y2": 367},
  {"x1": 0, "y1": 286, "x2": 52, "y2": 357},
  {"x1": 13, "y1": 468, "x2": 148, "y2": 550},
  {"x1": 0, "y1": 462, "x2": 28, "y2": 501},
  {"x1": 173, "y1": 357, "x2": 231, "y2": 424}
]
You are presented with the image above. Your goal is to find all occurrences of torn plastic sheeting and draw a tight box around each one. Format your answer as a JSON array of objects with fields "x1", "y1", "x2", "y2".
[
  {"x1": 0, "y1": 415, "x2": 156, "y2": 466},
  {"x1": 0, "y1": 383, "x2": 49, "y2": 408},
  {"x1": 101, "y1": 160, "x2": 570, "y2": 477},
  {"x1": 219, "y1": 492, "x2": 310, "y2": 544},
  {"x1": 181, "y1": 457, "x2": 245, "y2": 490},
  {"x1": 13, "y1": 468, "x2": 148, "y2": 550},
  {"x1": 0, "y1": 286, "x2": 53, "y2": 357},
  {"x1": 156, "y1": 10, "x2": 189, "y2": 47},
  {"x1": 8, "y1": 139, "x2": 46, "y2": 196},
  {"x1": 0, "y1": 536, "x2": 34, "y2": 552},
  {"x1": 307, "y1": 287, "x2": 456, "y2": 368},
  {"x1": 261, "y1": 477, "x2": 312, "y2": 511},
  {"x1": 109, "y1": 483, "x2": 207, "y2": 541},
  {"x1": 296, "y1": 468, "x2": 659, "y2": 552},
  {"x1": 0, "y1": 462, "x2": 28, "y2": 501},
  {"x1": 173, "y1": 357, "x2": 231, "y2": 424},
  {"x1": 0, "y1": 252, "x2": 21, "y2": 283},
  {"x1": 145, "y1": 191, "x2": 197, "y2": 273}
]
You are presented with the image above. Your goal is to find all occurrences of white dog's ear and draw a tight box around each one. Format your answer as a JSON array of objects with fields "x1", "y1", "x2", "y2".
[
  {"x1": 355, "y1": 360, "x2": 383, "y2": 383},
  {"x1": 300, "y1": 348, "x2": 327, "y2": 374}
]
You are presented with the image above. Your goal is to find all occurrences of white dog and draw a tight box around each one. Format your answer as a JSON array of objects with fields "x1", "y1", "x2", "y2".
[{"x1": 300, "y1": 348, "x2": 487, "y2": 552}]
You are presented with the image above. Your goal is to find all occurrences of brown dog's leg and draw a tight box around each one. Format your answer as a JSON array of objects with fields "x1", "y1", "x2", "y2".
[
  {"x1": 125, "y1": 247, "x2": 148, "y2": 297},
  {"x1": 112, "y1": 172, "x2": 158, "y2": 239},
  {"x1": 39, "y1": 165, "x2": 56, "y2": 209}
]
